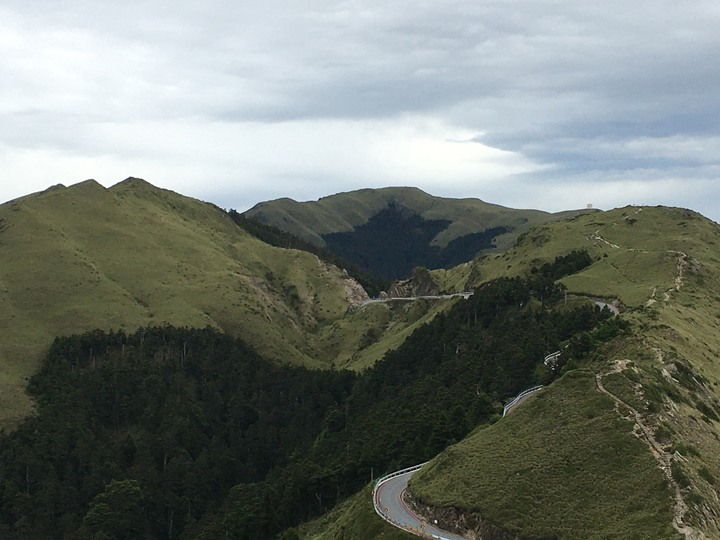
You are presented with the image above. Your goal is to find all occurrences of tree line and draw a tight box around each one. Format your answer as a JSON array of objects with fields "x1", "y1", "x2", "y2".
[{"x1": 0, "y1": 250, "x2": 623, "y2": 539}]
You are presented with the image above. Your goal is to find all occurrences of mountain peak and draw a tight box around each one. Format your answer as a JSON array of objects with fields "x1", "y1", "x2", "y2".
[
  {"x1": 110, "y1": 177, "x2": 156, "y2": 192},
  {"x1": 42, "y1": 183, "x2": 67, "y2": 193},
  {"x1": 66, "y1": 179, "x2": 105, "y2": 192}
]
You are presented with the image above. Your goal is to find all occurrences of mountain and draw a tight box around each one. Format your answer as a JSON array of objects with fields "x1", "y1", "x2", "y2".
[
  {"x1": 0, "y1": 179, "x2": 452, "y2": 429},
  {"x1": 244, "y1": 187, "x2": 592, "y2": 280},
  {"x1": 301, "y1": 205, "x2": 720, "y2": 539},
  {"x1": 2, "y1": 261, "x2": 614, "y2": 539},
  {"x1": 3, "y1": 178, "x2": 720, "y2": 539}
]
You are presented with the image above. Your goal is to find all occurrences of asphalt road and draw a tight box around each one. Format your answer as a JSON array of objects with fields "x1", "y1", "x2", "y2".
[
  {"x1": 374, "y1": 470, "x2": 466, "y2": 540},
  {"x1": 374, "y1": 385, "x2": 544, "y2": 539},
  {"x1": 359, "y1": 292, "x2": 472, "y2": 307},
  {"x1": 503, "y1": 386, "x2": 543, "y2": 416}
]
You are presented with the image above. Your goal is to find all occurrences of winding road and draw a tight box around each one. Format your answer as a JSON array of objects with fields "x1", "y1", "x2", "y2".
[
  {"x1": 359, "y1": 292, "x2": 472, "y2": 308},
  {"x1": 373, "y1": 466, "x2": 465, "y2": 540},
  {"x1": 373, "y1": 385, "x2": 543, "y2": 539}
]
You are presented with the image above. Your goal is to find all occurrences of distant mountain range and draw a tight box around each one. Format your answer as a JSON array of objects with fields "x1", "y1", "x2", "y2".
[{"x1": 244, "y1": 187, "x2": 592, "y2": 280}]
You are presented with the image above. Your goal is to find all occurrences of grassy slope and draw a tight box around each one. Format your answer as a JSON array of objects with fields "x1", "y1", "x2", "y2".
[
  {"x1": 244, "y1": 186, "x2": 589, "y2": 251},
  {"x1": 456, "y1": 205, "x2": 715, "y2": 305},
  {"x1": 319, "y1": 298, "x2": 460, "y2": 370},
  {"x1": 308, "y1": 205, "x2": 720, "y2": 538},
  {"x1": 410, "y1": 370, "x2": 679, "y2": 539},
  {"x1": 0, "y1": 179, "x2": 446, "y2": 429},
  {"x1": 412, "y1": 206, "x2": 720, "y2": 538},
  {"x1": 298, "y1": 485, "x2": 417, "y2": 540}
]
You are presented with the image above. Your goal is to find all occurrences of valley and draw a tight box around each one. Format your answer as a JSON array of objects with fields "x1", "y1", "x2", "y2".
[{"x1": 0, "y1": 180, "x2": 458, "y2": 428}]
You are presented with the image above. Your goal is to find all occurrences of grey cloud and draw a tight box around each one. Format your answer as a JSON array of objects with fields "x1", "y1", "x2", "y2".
[{"x1": 0, "y1": 0, "x2": 718, "y2": 220}]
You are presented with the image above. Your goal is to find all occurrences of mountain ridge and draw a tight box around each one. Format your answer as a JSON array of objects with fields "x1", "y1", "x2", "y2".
[
  {"x1": 244, "y1": 186, "x2": 594, "y2": 280},
  {"x1": 245, "y1": 186, "x2": 591, "y2": 247},
  {"x1": 2, "y1": 179, "x2": 720, "y2": 538},
  {"x1": 301, "y1": 204, "x2": 720, "y2": 539},
  {"x1": 1, "y1": 179, "x2": 362, "y2": 426}
]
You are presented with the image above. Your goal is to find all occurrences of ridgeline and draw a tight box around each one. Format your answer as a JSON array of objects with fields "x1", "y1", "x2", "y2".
[{"x1": 1, "y1": 180, "x2": 720, "y2": 538}]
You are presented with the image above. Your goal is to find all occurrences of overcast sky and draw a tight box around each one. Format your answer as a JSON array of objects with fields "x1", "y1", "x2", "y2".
[{"x1": 1, "y1": 0, "x2": 718, "y2": 221}]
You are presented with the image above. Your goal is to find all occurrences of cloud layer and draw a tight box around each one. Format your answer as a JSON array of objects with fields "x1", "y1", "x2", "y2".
[{"x1": 1, "y1": 0, "x2": 718, "y2": 220}]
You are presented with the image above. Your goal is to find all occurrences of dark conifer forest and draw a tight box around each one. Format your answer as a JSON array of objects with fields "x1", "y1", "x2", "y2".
[
  {"x1": 322, "y1": 204, "x2": 508, "y2": 280},
  {"x1": 0, "y1": 251, "x2": 624, "y2": 539}
]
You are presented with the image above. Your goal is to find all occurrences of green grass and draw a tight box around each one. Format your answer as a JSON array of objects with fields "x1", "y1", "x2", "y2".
[
  {"x1": 409, "y1": 370, "x2": 680, "y2": 539},
  {"x1": 451, "y1": 206, "x2": 720, "y2": 308},
  {"x1": 602, "y1": 371, "x2": 647, "y2": 412},
  {"x1": 245, "y1": 186, "x2": 591, "y2": 250},
  {"x1": 324, "y1": 298, "x2": 461, "y2": 370},
  {"x1": 297, "y1": 485, "x2": 416, "y2": 540},
  {"x1": 0, "y1": 180, "x2": 446, "y2": 428}
]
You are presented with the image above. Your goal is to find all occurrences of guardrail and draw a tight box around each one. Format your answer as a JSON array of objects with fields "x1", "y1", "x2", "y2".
[
  {"x1": 502, "y1": 385, "x2": 543, "y2": 417},
  {"x1": 373, "y1": 464, "x2": 458, "y2": 540},
  {"x1": 374, "y1": 382, "x2": 545, "y2": 538},
  {"x1": 373, "y1": 462, "x2": 454, "y2": 539},
  {"x1": 373, "y1": 462, "x2": 428, "y2": 493},
  {"x1": 543, "y1": 350, "x2": 561, "y2": 366}
]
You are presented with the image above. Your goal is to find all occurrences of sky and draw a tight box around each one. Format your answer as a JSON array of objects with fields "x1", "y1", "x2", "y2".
[{"x1": 1, "y1": 0, "x2": 719, "y2": 221}]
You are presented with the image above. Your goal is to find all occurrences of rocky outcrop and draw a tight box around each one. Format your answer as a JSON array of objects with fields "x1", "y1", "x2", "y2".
[
  {"x1": 343, "y1": 275, "x2": 371, "y2": 305},
  {"x1": 404, "y1": 491, "x2": 520, "y2": 540},
  {"x1": 386, "y1": 267, "x2": 440, "y2": 298}
]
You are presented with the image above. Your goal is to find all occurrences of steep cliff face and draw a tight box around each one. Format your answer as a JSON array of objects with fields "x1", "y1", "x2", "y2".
[
  {"x1": 338, "y1": 269, "x2": 371, "y2": 305},
  {"x1": 386, "y1": 267, "x2": 442, "y2": 297}
]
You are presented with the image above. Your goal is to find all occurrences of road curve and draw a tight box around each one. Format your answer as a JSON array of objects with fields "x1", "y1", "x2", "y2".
[
  {"x1": 374, "y1": 468, "x2": 465, "y2": 540},
  {"x1": 374, "y1": 385, "x2": 544, "y2": 539},
  {"x1": 502, "y1": 385, "x2": 543, "y2": 417}
]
